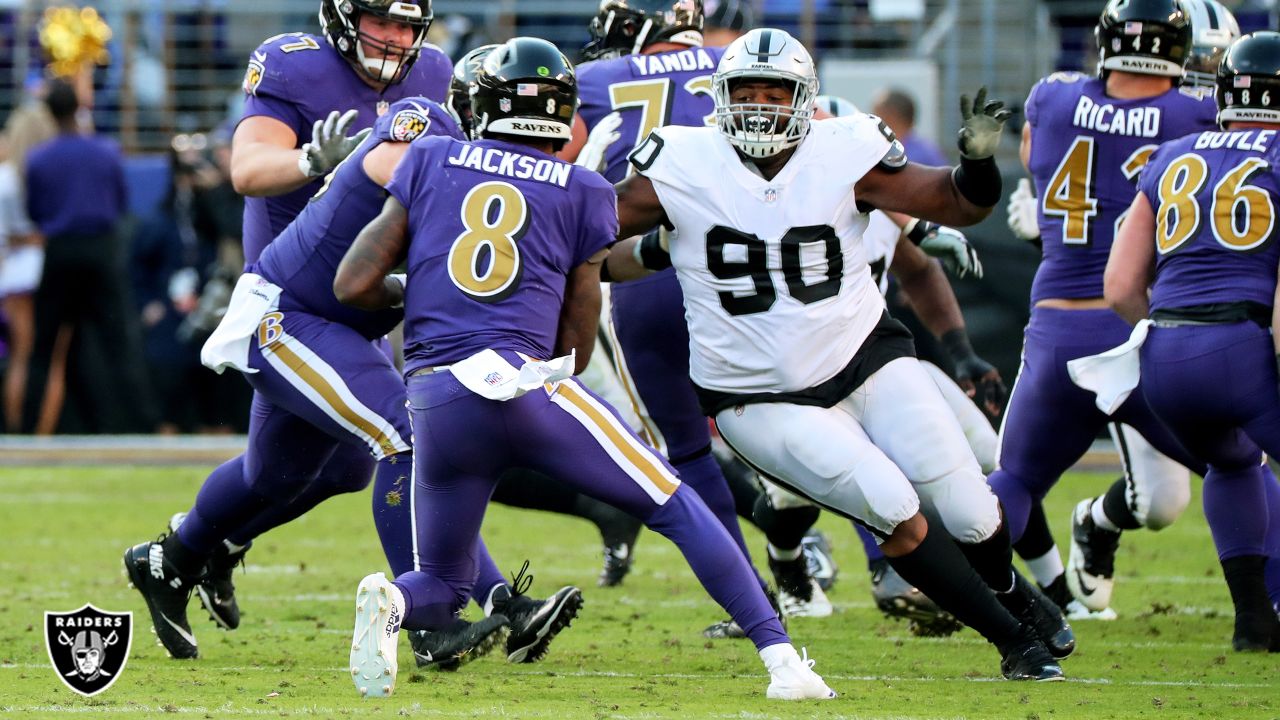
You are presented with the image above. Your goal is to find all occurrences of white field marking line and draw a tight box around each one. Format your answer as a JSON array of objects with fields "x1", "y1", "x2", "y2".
[
  {"x1": 0, "y1": 707, "x2": 979, "y2": 720},
  {"x1": 7, "y1": 664, "x2": 1273, "y2": 690}
]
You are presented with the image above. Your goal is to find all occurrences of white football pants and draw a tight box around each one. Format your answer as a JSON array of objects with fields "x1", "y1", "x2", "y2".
[
  {"x1": 717, "y1": 357, "x2": 1001, "y2": 544},
  {"x1": 1107, "y1": 422, "x2": 1192, "y2": 530}
]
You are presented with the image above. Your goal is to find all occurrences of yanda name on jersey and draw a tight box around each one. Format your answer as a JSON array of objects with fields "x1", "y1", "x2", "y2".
[
  {"x1": 1072, "y1": 95, "x2": 1161, "y2": 138},
  {"x1": 446, "y1": 144, "x2": 572, "y2": 188},
  {"x1": 627, "y1": 48, "x2": 718, "y2": 76}
]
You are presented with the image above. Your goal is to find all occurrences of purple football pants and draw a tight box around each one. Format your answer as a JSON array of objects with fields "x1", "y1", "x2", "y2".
[
  {"x1": 392, "y1": 365, "x2": 788, "y2": 651},
  {"x1": 987, "y1": 307, "x2": 1205, "y2": 541}
]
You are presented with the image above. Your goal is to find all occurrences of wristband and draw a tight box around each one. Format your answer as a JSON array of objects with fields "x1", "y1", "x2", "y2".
[
  {"x1": 951, "y1": 155, "x2": 1002, "y2": 208},
  {"x1": 633, "y1": 231, "x2": 672, "y2": 271},
  {"x1": 941, "y1": 328, "x2": 976, "y2": 363},
  {"x1": 904, "y1": 219, "x2": 936, "y2": 245}
]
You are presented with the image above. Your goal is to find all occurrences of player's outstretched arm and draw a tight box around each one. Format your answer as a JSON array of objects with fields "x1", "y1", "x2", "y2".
[
  {"x1": 890, "y1": 238, "x2": 1005, "y2": 414},
  {"x1": 605, "y1": 175, "x2": 670, "y2": 281},
  {"x1": 230, "y1": 116, "x2": 313, "y2": 197},
  {"x1": 857, "y1": 87, "x2": 1011, "y2": 227},
  {"x1": 1104, "y1": 193, "x2": 1157, "y2": 326},
  {"x1": 558, "y1": 250, "x2": 609, "y2": 374},
  {"x1": 335, "y1": 196, "x2": 410, "y2": 310}
]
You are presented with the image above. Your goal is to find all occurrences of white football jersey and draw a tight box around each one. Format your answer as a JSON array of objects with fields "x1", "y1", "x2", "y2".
[
  {"x1": 633, "y1": 113, "x2": 896, "y2": 395},
  {"x1": 863, "y1": 210, "x2": 900, "y2": 297}
]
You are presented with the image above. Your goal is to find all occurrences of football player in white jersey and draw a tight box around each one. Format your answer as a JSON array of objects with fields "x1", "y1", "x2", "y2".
[{"x1": 606, "y1": 28, "x2": 1071, "y2": 681}]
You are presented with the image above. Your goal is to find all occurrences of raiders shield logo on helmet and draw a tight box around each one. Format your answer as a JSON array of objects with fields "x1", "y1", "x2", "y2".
[
  {"x1": 390, "y1": 108, "x2": 431, "y2": 142},
  {"x1": 44, "y1": 605, "x2": 132, "y2": 697}
]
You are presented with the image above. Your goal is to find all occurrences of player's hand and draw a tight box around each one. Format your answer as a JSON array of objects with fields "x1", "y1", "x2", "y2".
[
  {"x1": 919, "y1": 225, "x2": 984, "y2": 279},
  {"x1": 575, "y1": 111, "x2": 623, "y2": 173},
  {"x1": 953, "y1": 353, "x2": 1007, "y2": 416},
  {"x1": 298, "y1": 109, "x2": 372, "y2": 179},
  {"x1": 1007, "y1": 178, "x2": 1041, "y2": 244},
  {"x1": 958, "y1": 86, "x2": 1012, "y2": 160}
]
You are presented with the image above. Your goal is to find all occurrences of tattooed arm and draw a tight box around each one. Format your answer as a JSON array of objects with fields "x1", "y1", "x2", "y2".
[{"x1": 335, "y1": 196, "x2": 409, "y2": 310}]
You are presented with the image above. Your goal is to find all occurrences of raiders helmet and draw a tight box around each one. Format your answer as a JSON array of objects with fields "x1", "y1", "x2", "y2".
[
  {"x1": 1095, "y1": 0, "x2": 1192, "y2": 79},
  {"x1": 1216, "y1": 31, "x2": 1280, "y2": 127},
  {"x1": 814, "y1": 94, "x2": 859, "y2": 118},
  {"x1": 712, "y1": 28, "x2": 819, "y2": 159},
  {"x1": 319, "y1": 0, "x2": 432, "y2": 84},
  {"x1": 471, "y1": 37, "x2": 578, "y2": 146},
  {"x1": 448, "y1": 44, "x2": 498, "y2": 139},
  {"x1": 582, "y1": 0, "x2": 704, "y2": 61},
  {"x1": 1183, "y1": 0, "x2": 1240, "y2": 89}
]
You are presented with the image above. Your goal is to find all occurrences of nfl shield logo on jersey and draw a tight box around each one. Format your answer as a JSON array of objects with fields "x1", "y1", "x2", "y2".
[
  {"x1": 44, "y1": 605, "x2": 132, "y2": 697},
  {"x1": 499, "y1": 98, "x2": 512, "y2": 113}
]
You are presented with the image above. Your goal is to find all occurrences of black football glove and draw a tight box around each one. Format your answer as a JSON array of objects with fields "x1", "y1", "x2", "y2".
[{"x1": 942, "y1": 329, "x2": 1007, "y2": 416}]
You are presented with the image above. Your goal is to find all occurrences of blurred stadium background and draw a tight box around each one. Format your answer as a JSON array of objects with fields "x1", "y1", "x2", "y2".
[{"x1": 0, "y1": 0, "x2": 1276, "y2": 436}]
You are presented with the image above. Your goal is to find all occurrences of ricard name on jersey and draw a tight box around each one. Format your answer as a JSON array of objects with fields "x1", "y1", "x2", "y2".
[{"x1": 1072, "y1": 94, "x2": 1161, "y2": 138}]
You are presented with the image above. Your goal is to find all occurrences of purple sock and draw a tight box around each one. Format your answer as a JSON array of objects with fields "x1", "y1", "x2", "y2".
[
  {"x1": 1262, "y1": 468, "x2": 1280, "y2": 611},
  {"x1": 371, "y1": 453, "x2": 415, "y2": 575},
  {"x1": 177, "y1": 456, "x2": 272, "y2": 554},
  {"x1": 856, "y1": 522, "x2": 885, "y2": 567},
  {"x1": 674, "y1": 453, "x2": 755, "y2": 560},
  {"x1": 986, "y1": 469, "x2": 1034, "y2": 542},
  {"x1": 226, "y1": 448, "x2": 374, "y2": 547},
  {"x1": 648, "y1": 486, "x2": 788, "y2": 650},
  {"x1": 1203, "y1": 464, "x2": 1268, "y2": 560}
]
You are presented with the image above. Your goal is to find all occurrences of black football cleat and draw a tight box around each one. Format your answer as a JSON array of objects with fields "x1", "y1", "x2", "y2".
[
  {"x1": 801, "y1": 530, "x2": 839, "y2": 591},
  {"x1": 598, "y1": 541, "x2": 634, "y2": 588},
  {"x1": 491, "y1": 561, "x2": 583, "y2": 663},
  {"x1": 999, "y1": 571, "x2": 1076, "y2": 659},
  {"x1": 170, "y1": 512, "x2": 247, "y2": 630},
  {"x1": 768, "y1": 553, "x2": 832, "y2": 617},
  {"x1": 123, "y1": 538, "x2": 202, "y2": 659},
  {"x1": 410, "y1": 614, "x2": 511, "y2": 670},
  {"x1": 1000, "y1": 632, "x2": 1065, "y2": 681},
  {"x1": 1232, "y1": 611, "x2": 1280, "y2": 653},
  {"x1": 1067, "y1": 499, "x2": 1120, "y2": 612}
]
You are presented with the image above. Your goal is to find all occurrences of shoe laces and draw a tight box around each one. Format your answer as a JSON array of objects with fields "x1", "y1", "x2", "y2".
[
  {"x1": 508, "y1": 559, "x2": 534, "y2": 600},
  {"x1": 798, "y1": 647, "x2": 816, "y2": 670}
]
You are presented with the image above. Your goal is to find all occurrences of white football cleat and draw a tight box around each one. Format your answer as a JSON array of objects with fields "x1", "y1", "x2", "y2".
[
  {"x1": 766, "y1": 647, "x2": 837, "y2": 700},
  {"x1": 778, "y1": 578, "x2": 834, "y2": 618},
  {"x1": 1065, "y1": 599, "x2": 1118, "y2": 621},
  {"x1": 350, "y1": 572, "x2": 403, "y2": 698}
]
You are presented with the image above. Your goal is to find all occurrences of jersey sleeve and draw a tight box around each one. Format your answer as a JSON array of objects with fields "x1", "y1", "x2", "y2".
[
  {"x1": 628, "y1": 126, "x2": 716, "y2": 191},
  {"x1": 573, "y1": 171, "x2": 620, "y2": 267},
  {"x1": 239, "y1": 36, "x2": 314, "y2": 139},
  {"x1": 1135, "y1": 140, "x2": 1178, "y2": 209},
  {"x1": 386, "y1": 139, "x2": 434, "y2": 210},
  {"x1": 373, "y1": 98, "x2": 464, "y2": 143}
]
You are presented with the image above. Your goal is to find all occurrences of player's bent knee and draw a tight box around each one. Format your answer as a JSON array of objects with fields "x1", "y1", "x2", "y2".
[
  {"x1": 1140, "y1": 483, "x2": 1191, "y2": 530},
  {"x1": 881, "y1": 512, "x2": 927, "y2": 557},
  {"x1": 923, "y1": 470, "x2": 1002, "y2": 544}
]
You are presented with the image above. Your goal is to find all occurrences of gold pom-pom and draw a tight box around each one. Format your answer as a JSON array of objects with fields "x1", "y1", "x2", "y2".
[{"x1": 40, "y1": 6, "x2": 112, "y2": 78}]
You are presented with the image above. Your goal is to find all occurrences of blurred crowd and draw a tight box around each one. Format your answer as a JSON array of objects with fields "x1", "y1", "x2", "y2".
[{"x1": 0, "y1": 77, "x2": 250, "y2": 435}]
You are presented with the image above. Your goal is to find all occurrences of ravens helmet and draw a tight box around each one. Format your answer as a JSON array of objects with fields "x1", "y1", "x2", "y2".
[
  {"x1": 1095, "y1": 0, "x2": 1192, "y2": 79},
  {"x1": 470, "y1": 37, "x2": 578, "y2": 147},
  {"x1": 1216, "y1": 31, "x2": 1280, "y2": 127},
  {"x1": 319, "y1": 0, "x2": 432, "y2": 84},
  {"x1": 448, "y1": 44, "x2": 498, "y2": 139},
  {"x1": 582, "y1": 0, "x2": 704, "y2": 61},
  {"x1": 1183, "y1": 0, "x2": 1240, "y2": 89}
]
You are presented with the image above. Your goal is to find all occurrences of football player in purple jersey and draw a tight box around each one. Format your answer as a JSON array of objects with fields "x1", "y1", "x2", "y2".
[
  {"x1": 987, "y1": 0, "x2": 1223, "y2": 615},
  {"x1": 1102, "y1": 31, "x2": 1280, "y2": 650},
  {"x1": 336, "y1": 36, "x2": 836, "y2": 700}
]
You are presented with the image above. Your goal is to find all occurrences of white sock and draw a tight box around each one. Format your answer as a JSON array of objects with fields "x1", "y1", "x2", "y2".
[
  {"x1": 1090, "y1": 497, "x2": 1121, "y2": 533},
  {"x1": 767, "y1": 544, "x2": 803, "y2": 561},
  {"x1": 759, "y1": 642, "x2": 799, "y2": 670},
  {"x1": 1022, "y1": 546, "x2": 1064, "y2": 587},
  {"x1": 387, "y1": 579, "x2": 406, "y2": 631}
]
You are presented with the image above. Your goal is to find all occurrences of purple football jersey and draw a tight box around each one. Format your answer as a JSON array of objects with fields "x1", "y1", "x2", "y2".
[
  {"x1": 253, "y1": 98, "x2": 462, "y2": 339},
  {"x1": 387, "y1": 137, "x2": 618, "y2": 373},
  {"x1": 238, "y1": 32, "x2": 452, "y2": 264},
  {"x1": 577, "y1": 45, "x2": 725, "y2": 183},
  {"x1": 1026, "y1": 72, "x2": 1217, "y2": 303},
  {"x1": 1138, "y1": 128, "x2": 1280, "y2": 311}
]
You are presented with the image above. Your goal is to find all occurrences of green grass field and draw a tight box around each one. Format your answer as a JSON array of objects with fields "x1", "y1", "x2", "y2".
[{"x1": 1, "y1": 466, "x2": 1276, "y2": 719}]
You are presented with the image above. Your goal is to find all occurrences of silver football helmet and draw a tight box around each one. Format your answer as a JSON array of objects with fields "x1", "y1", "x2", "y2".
[
  {"x1": 1183, "y1": 0, "x2": 1240, "y2": 89},
  {"x1": 712, "y1": 28, "x2": 819, "y2": 159},
  {"x1": 814, "y1": 94, "x2": 858, "y2": 118}
]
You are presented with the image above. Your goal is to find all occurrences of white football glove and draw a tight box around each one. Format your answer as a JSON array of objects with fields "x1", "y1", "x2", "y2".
[
  {"x1": 388, "y1": 273, "x2": 407, "y2": 308},
  {"x1": 1007, "y1": 178, "x2": 1041, "y2": 242},
  {"x1": 298, "y1": 109, "x2": 372, "y2": 179},
  {"x1": 910, "y1": 221, "x2": 984, "y2": 279},
  {"x1": 957, "y1": 86, "x2": 1012, "y2": 160},
  {"x1": 574, "y1": 112, "x2": 623, "y2": 173}
]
